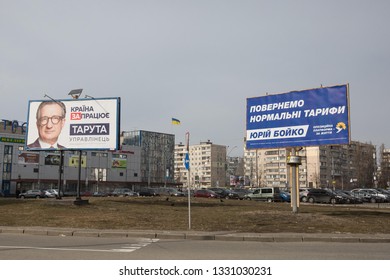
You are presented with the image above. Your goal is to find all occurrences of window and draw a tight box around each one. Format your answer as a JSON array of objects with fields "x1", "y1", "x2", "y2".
[{"x1": 261, "y1": 188, "x2": 272, "y2": 194}]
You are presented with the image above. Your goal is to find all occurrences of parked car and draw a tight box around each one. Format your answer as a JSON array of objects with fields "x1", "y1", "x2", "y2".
[
  {"x1": 336, "y1": 190, "x2": 363, "y2": 204},
  {"x1": 306, "y1": 188, "x2": 342, "y2": 204},
  {"x1": 279, "y1": 191, "x2": 291, "y2": 202},
  {"x1": 299, "y1": 188, "x2": 310, "y2": 202},
  {"x1": 92, "y1": 191, "x2": 108, "y2": 197},
  {"x1": 245, "y1": 187, "x2": 281, "y2": 202},
  {"x1": 111, "y1": 188, "x2": 138, "y2": 197},
  {"x1": 361, "y1": 188, "x2": 389, "y2": 202},
  {"x1": 374, "y1": 188, "x2": 390, "y2": 202},
  {"x1": 209, "y1": 188, "x2": 240, "y2": 199},
  {"x1": 194, "y1": 189, "x2": 219, "y2": 198},
  {"x1": 43, "y1": 190, "x2": 56, "y2": 198},
  {"x1": 43, "y1": 189, "x2": 63, "y2": 198},
  {"x1": 157, "y1": 187, "x2": 185, "y2": 197},
  {"x1": 231, "y1": 188, "x2": 252, "y2": 200},
  {"x1": 350, "y1": 189, "x2": 386, "y2": 203},
  {"x1": 138, "y1": 188, "x2": 159, "y2": 197},
  {"x1": 19, "y1": 189, "x2": 45, "y2": 199}
]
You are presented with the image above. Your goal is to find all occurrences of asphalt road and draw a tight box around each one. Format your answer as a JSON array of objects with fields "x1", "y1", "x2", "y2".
[{"x1": 1, "y1": 233, "x2": 390, "y2": 260}]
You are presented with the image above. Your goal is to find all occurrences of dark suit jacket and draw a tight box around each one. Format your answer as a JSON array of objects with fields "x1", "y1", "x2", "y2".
[{"x1": 27, "y1": 138, "x2": 65, "y2": 149}]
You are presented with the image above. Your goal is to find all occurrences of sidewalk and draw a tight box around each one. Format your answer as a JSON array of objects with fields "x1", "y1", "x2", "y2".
[{"x1": 1, "y1": 226, "x2": 390, "y2": 243}]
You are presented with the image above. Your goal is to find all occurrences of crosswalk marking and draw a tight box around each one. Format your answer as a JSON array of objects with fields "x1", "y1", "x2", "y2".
[
  {"x1": 111, "y1": 238, "x2": 159, "y2": 252},
  {"x1": 0, "y1": 238, "x2": 160, "y2": 254}
]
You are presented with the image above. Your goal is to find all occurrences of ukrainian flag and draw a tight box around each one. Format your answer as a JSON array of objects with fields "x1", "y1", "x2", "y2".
[{"x1": 171, "y1": 118, "x2": 181, "y2": 125}]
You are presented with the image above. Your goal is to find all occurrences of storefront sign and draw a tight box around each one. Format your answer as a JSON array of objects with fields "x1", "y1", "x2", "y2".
[{"x1": 1, "y1": 119, "x2": 27, "y2": 134}]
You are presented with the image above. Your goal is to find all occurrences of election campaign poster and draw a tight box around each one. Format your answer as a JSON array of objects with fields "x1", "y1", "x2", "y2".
[
  {"x1": 246, "y1": 85, "x2": 350, "y2": 149},
  {"x1": 26, "y1": 97, "x2": 120, "y2": 151}
]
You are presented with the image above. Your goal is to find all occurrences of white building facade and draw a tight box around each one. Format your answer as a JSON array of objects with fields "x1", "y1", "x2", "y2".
[
  {"x1": 174, "y1": 140, "x2": 227, "y2": 188},
  {"x1": 243, "y1": 141, "x2": 376, "y2": 190}
]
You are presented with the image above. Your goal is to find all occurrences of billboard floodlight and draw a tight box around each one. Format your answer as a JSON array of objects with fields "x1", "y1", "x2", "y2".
[{"x1": 68, "y1": 89, "x2": 83, "y2": 99}]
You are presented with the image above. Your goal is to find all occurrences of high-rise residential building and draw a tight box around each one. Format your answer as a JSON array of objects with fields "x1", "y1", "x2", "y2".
[
  {"x1": 243, "y1": 147, "x2": 288, "y2": 188},
  {"x1": 378, "y1": 146, "x2": 390, "y2": 188},
  {"x1": 174, "y1": 140, "x2": 227, "y2": 188},
  {"x1": 226, "y1": 156, "x2": 244, "y2": 187},
  {"x1": 243, "y1": 140, "x2": 377, "y2": 190}
]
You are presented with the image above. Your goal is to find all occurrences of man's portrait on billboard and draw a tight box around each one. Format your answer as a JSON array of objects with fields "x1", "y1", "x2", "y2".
[{"x1": 27, "y1": 100, "x2": 66, "y2": 149}]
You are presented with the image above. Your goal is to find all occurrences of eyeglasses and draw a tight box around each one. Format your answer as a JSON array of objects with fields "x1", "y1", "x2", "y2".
[{"x1": 38, "y1": 115, "x2": 64, "y2": 126}]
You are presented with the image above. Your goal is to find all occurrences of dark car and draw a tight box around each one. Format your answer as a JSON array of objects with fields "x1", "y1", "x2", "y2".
[
  {"x1": 157, "y1": 187, "x2": 185, "y2": 197},
  {"x1": 279, "y1": 191, "x2": 291, "y2": 202},
  {"x1": 19, "y1": 189, "x2": 45, "y2": 199},
  {"x1": 231, "y1": 188, "x2": 252, "y2": 200},
  {"x1": 92, "y1": 191, "x2": 108, "y2": 197},
  {"x1": 194, "y1": 189, "x2": 219, "y2": 198},
  {"x1": 336, "y1": 190, "x2": 363, "y2": 204},
  {"x1": 306, "y1": 188, "x2": 342, "y2": 204},
  {"x1": 209, "y1": 188, "x2": 240, "y2": 199},
  {"x1": 138, "y1": 188, "x2": 159, "y2": 197}
]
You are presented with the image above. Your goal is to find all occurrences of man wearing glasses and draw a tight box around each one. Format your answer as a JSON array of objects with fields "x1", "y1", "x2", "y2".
[{"x1": 27, "y1": 101, "x2": 66, "y2": 149}]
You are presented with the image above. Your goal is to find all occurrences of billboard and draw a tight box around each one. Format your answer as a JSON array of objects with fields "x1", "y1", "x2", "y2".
[
  {"x1": 26, "y1": 97, "x2": 120, "y2": 151},
  {"x1": 18, "y1": 152, "x2": 39, "y2": 164},
  {"x1": 246, "y1": 84, "x2": 350, "y2": 149}
]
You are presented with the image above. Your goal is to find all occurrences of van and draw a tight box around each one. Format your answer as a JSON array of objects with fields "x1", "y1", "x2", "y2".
[{"x1": 245, "y1": 187, "x2": 281, "y2": 202}]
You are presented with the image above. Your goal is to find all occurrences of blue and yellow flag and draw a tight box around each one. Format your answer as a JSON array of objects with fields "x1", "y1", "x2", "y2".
[{"x1": 171, "y1": 118, "x2": 181, "y2": 125}]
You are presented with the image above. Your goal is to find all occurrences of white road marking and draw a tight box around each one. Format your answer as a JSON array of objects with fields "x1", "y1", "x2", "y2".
[{"x1": 0, "y1": 239, "x2": 159, "y2": 253}]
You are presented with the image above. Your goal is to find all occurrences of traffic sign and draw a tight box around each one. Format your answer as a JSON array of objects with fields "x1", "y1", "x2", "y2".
[{"x1": 184, "y1": 152, "x2": 190, "y2": 170}]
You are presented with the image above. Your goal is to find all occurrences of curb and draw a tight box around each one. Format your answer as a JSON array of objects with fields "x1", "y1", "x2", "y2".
[{"x1": 1, "y1": 227, "x2": 390, "y2": 243}]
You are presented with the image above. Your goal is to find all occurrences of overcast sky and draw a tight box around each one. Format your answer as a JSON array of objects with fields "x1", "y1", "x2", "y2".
[{"x1": 1, "y1": 0, "x2": 389, "y2": 156}]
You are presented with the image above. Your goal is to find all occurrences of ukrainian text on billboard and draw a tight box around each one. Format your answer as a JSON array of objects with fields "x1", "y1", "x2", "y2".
[
  {"x1": 246, "y1": 85, "x2": 350, "y2": 149},
  {"x1": 26, "y1": 97, "x2": 120, "y2": 151}
]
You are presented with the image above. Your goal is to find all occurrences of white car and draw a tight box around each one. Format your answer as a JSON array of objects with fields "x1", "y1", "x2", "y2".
[{"x1": 44, "y1": 190, "x2": 56, "y2": 198}]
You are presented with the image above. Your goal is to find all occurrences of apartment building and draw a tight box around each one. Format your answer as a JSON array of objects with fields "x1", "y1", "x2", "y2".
[
  {"x1": 174, "y1": 140, "x2": 227, "y2": 188},
  {"x1": 244, "y1": 141, "x2": 377, "y2": 190},
  {"x1": 377, "y1": 146, "x2": 390, "y2": 188}
]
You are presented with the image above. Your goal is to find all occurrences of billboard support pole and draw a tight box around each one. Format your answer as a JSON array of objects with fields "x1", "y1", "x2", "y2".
[
  {"x1": 287, "y1": 148, "x2": 301, "y2": 213},
  {"x1": 68, "y1": 89, "x2": 88, "y2": 205},
  {"x1": 76, "y1": 150, "x2": 82, "y2": 201},
  {"x1": 57, "y1": 150, "x2": 63, "y2": 199}
]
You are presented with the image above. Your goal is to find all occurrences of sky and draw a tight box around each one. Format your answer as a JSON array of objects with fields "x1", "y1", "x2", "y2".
[{"x1": 1, "y1": 0, "x2": 390, "y2": 157}]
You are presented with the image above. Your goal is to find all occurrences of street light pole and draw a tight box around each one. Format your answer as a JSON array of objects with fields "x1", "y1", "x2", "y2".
[{"x1": 68, "y1": 89, "x2": 88, "y2": 205}]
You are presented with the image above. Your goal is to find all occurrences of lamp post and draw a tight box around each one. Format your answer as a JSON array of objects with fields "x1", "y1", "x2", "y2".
[{"x1": 68, "y1": 89, "x2": 86, "y2": 204}]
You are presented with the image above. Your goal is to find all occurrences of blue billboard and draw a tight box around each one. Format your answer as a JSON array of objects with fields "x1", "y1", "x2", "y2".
[{"x1": 246, "y1": 84, "x2": 350, "y2": 149}]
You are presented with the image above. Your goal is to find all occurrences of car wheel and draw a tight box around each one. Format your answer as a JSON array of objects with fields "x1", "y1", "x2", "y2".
[
  {"x1": 267, "y1": 198, "x2": 272, "y2": 203},
  {"x1": 370, "y1": 197, "x2": 376, "y2": 203},
  {"x1": 20, "y1": 195, "x2": 25, "y2": 199},
  {"x1": 301, "y1": 196, "x2": 308, "y2": 202},
  {"x1": 35, "y1": 195, "x2": 40, "y2": 199},
  {"x1": 330, "y1": 198, "x2": 336, "y2": 204},
  {"x1": 308, "y1": 197, "x2": 315, "y2": 203}
]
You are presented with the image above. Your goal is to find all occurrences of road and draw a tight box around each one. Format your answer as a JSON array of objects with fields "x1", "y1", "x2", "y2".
[{"x1": 1, "y1": 233, "x2": 390, "y2": 260}]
